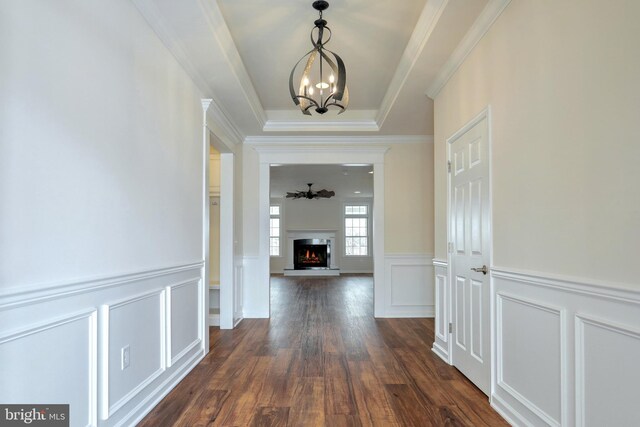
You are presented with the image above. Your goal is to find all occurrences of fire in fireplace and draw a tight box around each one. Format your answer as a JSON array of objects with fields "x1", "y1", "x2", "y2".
[{"x1": 293, "y1": 238, "x2": 330, "y2": 269}]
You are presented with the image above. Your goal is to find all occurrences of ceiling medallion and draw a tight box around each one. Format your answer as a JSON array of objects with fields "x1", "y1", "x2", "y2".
[
  {"x1": 286, "y1": 183, "x2": 335, "y2": 200},
  {"x1": 289, "y1": 0, "x2": 349, "y2": 115}
]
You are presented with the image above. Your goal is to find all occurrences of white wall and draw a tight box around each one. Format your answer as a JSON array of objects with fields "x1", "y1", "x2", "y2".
[
  {"x1": 0, "y1": 1, "x2": 206, "y2": 425},
  {"x1": 432, "y1": 1, "x2": 640, "y2": 424},
  {"x1": 269, "y1": 197, "x2": 374, "y2": 274}
]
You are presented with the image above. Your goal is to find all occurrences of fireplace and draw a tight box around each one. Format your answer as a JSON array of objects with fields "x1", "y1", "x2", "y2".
[
  {"x1": 284, "y1": 230, "x2": 339, "y2": 276},
  {"x1": 293, "y1": 239, "x2": 330, "y2": 270}
]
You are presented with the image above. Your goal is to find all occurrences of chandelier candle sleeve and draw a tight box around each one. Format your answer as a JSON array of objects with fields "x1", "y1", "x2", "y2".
[{"x1": 289, "y1": 0, "x2": 349, "y2": 115}]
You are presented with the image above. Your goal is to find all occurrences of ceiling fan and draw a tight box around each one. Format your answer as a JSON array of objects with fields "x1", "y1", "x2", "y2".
[{"x1": 286, "y1": 183, "x2": 335, "y2": 200}]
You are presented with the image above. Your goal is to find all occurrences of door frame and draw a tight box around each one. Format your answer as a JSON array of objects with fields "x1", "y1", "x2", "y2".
[
  {"x1": 251, "y1": 144, "x2": 388, "y2": 318},
  {"x1": 202, "y1": 100, "x2": 238, "y2": 336},
  {"x1": 446, "y1": 106, "x2": 494, "y2": 391}
]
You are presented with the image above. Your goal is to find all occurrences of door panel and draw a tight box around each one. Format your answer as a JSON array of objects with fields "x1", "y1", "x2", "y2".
[{"x1": 450, "y1": 116, "x2": 491, "y2": 395}]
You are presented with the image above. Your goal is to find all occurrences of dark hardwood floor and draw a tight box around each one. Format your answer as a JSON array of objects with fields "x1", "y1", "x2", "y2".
[{"x1": 139, "y1": 275, "x2": 507, "y2": 426}]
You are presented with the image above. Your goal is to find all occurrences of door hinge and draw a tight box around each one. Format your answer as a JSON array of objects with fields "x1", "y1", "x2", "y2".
[
  {"x1": 447, "y1": 161, "x2": 451, "y2": 173},
  {"x1": 449, "y1": 323, "x2": 453, "y2": 334},
  {"x1": 448, "y1": 242, "x2": 454, "y2": 253}
]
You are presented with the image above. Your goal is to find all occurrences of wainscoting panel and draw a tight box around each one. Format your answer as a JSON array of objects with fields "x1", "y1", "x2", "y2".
[
  {"x1": 234, "y1": 263, "x2": 244, "y2": 325},
  {"x1": 107, "y1": 290, "x2": 166, "y2": 417},
  {"x1": 243, "y1": 256, "x2": 269, "y2": 318},
  {"x1": 576, "y1": 315, "x2": 640, "y2": 427},
  {"x1": 169, "y1": 280, "x2": 201, "y2": 365},
  {"x1": 490, "y1": 267, "x2": 640, "y2": 427},
  {"x1": 0, "y1": 310, "x2": 97, "y2": 426},
  {"x1": 0, "y1": 262, "x2": 205, "y2": 427},
  {"x1": 383, "y1": 254, "x2": 434, "y2": 317},
  {"x1": 496, "y1": 293, "x2": 562, "y2": 426},
  {"x1": 432, "y1": 260, "x2": 450, "y2": 363}
]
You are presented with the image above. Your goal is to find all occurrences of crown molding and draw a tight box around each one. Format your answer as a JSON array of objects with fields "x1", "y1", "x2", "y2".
[
  {"x1": 375, "y1": 0, "x2": 449, "y2": 127},
  {"x1": 205, "y1": 99, "x2": 244, "y2": 146},
  {"x1": 263, "y1": 109, "x2": 379, "y2": 132},
  {"x1": 426, "y1": 0, "x2": 512, "y2": 99},
  {"x1": 197, "y1": 0, "x2": 267, "y2": 127},
  {"x1": 244, "y1": 135, "x2": 432, "y2": 146},
  {"x1": 251, "y1": 144, "x2": 390, "y2": 155},
  {"x1": 263, "y1": 120, "x2": 379, "y2": 133},
  {"x1": 132, "y1": 0, "x2": 245, "y2": 145}
]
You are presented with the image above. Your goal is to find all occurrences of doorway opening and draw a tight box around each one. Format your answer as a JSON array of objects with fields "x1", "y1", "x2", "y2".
[{"x1": 268, "y1": 163, "x2": 374, "y2": 304}]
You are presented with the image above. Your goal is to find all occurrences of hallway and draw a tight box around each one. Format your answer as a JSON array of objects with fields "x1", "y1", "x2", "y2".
[{"x1": 139, "y1": 275, "x2": 507, "y2": 426}]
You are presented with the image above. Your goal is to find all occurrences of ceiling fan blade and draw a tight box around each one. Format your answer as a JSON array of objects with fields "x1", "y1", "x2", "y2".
[{"x1": 316, "y1": 189, "x2": 335, "y2": 198}]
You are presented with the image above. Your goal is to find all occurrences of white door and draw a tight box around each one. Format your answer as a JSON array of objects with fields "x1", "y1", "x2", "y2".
[{"x1": 449, "y1": 115, "x2": 491, "y2": 394}]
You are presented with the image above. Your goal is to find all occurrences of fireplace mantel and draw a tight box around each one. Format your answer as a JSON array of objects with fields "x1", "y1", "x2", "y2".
[{"x1": 284, "y1": 229, "x2": 339, "y2": 275}]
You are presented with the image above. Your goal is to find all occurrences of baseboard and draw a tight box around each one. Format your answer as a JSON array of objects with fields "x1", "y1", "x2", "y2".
[
  {"x1": 490, "y1": 393, "x2": 526, "y2": 427},
  {"x1": 382, "y1": 306, "x2": 435, "y2": 318},
  {"x1": 123, "y1": 349, "x2": 205, "y2": 427},
  {"x1": 242, "y1": 310, "x2": 269, "y2": 319},
  {"x1": 431, "y1": 342, "x2": 450, "y2": 364}
]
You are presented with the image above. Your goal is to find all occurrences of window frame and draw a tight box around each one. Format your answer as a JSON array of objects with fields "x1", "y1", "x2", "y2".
[{"x1": 343, "y1": 201, "x2": 371, "y2": 257}]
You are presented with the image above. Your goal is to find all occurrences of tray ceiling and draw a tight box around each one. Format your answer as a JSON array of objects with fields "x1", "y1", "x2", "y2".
[{"x1": 132, "y1": 0, "x2": 508, "y2": 141}]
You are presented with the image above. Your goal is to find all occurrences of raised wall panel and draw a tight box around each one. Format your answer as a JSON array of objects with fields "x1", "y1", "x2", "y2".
[
  {"x1": 432, "y1": 261, "x2": 450, "y2": 364},
  {"x1": 234, "y1": 264, "x2": 244, "y2": 323},
  {"x1": 384, "y1": 255, "x2": 434, "y2": 317},
  {"x1": 170, "y1": 280, "x2": 201, "y2": 364},
  {"x1": 107, "y1": 291, "x2": 165, "y2": 416},
  {"x1": 577, "y1": 316, "x2": 640, "y2": 427},
  {"x1": 390, "y1": 265, "x2": 430, "y2": 306},
  {"x1": 497, "y1": 293, "x2": 562, "y2": 426},
  {"x1": 0, "y1": 311, "x2": 97, "y2": 427},
  {"x1": 435, "y1": 273, "x2": 448, "y2": 342}
]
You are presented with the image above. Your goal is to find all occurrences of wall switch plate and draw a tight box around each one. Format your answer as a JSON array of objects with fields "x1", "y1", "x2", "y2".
[{"x1": 121, "y1": 345, "x2": 130, "y2": 370}]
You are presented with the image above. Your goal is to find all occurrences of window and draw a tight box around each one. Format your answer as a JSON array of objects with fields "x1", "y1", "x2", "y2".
[
  {"x1": 345, "y1": 205, "x2": 368, "y2": 256},
  {"x1": 270, "y1": 205, "x2": 281, "y2": 256}
]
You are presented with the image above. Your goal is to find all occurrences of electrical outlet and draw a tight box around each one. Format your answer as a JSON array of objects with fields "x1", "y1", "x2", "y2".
[{"x1": 121, "y1": 345, "x2": 130, "y2": 370}]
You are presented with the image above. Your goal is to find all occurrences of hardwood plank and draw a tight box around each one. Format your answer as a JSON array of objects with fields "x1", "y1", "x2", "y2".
[
  {"x1": 249, "y1": 406, "x2": 289, "y2": 427},
  {"x1": 324, "y1": 353, "x2": 357, "y2": 415},
  {"x1": 384, "y1": 383, "x2": 438, "y2": 427},
  {"x1": 348, "y1": 360, "x2": 400, "y2": 427},
  {"x1": 287, "y1": 377, "x2": 325, "y2": 427},
  {"x1": 172, "y1": 389, "x2": 230, "y2": 427},
  {"x1": 391, "y1": 347, "x2": 456, "y2": 406}
]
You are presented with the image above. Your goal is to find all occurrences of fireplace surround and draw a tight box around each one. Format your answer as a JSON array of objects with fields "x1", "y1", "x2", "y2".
[{"x1": 284, "y1": 230, "x2": 340, "y2": 276}]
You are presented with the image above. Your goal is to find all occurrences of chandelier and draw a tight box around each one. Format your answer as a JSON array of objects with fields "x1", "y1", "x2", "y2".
[{"x1": 289, "y1": 1, "x2": 349, "y2": 115}]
